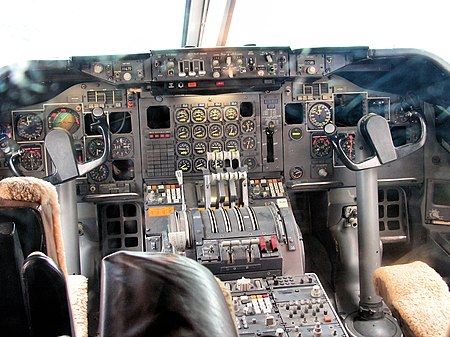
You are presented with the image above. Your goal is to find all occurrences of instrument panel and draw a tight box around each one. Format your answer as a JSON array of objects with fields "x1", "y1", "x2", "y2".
[{"x1": 0, "y1": 46, "x2": 427, "y2": 193}]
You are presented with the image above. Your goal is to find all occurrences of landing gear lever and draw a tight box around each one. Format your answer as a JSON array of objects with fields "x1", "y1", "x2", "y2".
[
  {"x1": 324, "y1": 113, "x2": 426, "y2": 337},
  {"x1": 265, "y1": 121, "x2": 275, "y2": 163}
]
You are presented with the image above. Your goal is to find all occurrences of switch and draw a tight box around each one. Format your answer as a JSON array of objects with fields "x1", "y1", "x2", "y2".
[
  {"x1": 265, "y1": 315, "x2": 275, "y2": 326},
  {"x1": 311, "y1": 285, "x2": 322, "y2": 298},
  {"x1": 236, "y1": 277, "x2": 252, "y2": 291},
  {"x1": 276, "y1": 327, "x2": 284, "y2": 337}
]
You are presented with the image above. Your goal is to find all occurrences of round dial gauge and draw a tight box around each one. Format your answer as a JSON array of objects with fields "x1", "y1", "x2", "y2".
[
  {"x1": 87, "y1": 138, "x2": 105, "y2": 158},
  {"x1": 225, "y1": 123, "x2": 239, "y2": 137},
  {"x1": 208, "y1": 108, "x2": 222, "y2": 122},
  {"x1": 209, "y1": 124, "x2": 223, "y2": 138},
  {"x1": 112, "y1": 136, "x2": 132, "y2": 157},
  {"x1": 176, "y1": 142, "x2": 191, "y2": 156},
  {"x1": 191, "y1": 108, "x2": 207, "y2": 123},
  {"x1": 224, "y1": 107, "x2": 238, "y2": 121},
  {"x1": 89, "y1": 164, "x2": 109, "y2": 182},
  {"x1": 289, "y1": 127, "x2": 303, "y2": 140},
  {"x1": 194, "y1": 142, "x2": 207, "y2": 155},
  {"x1": 289, "y1": 166, "x2": 304, "y2": 180},
  {"x1": 16, "y1": 113, "x2": 43, "y2": 140},
  {"x1": 194, "y1": 158, "x2": 207, "y2": 172},
  {"x1": 20, "y1": 146, "x2": 43, "y2": 171},
  {"x1": 225, "y1": 140, "x2": 239, "y2": 152},
  {"x1": 243, "y1": 157, "x2": 257, "y2": 170},
  {"x1": 193, "y1": 125, "x2": 207, "y2": 139},
  {"x1": 241, "y1": 120, "x2": 255, "y2": 133},
  {"x1": 177, "y1": 159, "x2": 192, "y2": 172},
  {"x1": 242, "y1": 136, "x2": 256, "y2": 150},
  {"x1": 311, "y1": 135, "x2": 332, "y2": 158},
  {"x1": 175, "y1": 108, "x2": 190, "y2": 123},
  {"x1": 341, "y1": 134, "x2": 356, "y2": 161},
  {"x1": 48, "y1": 107, "x2": 80, "y2": 133},
  {"x1": 209, "y1": 159, "x2": 224, "y2": 170},
  {"x1": 176, "y1": 126, "x2": 190, "y2": 140},
  {"x1": 308, "y1": 103, "x2": 332, "y2": 128},
  {"x1": 210, "y1": 141, "x2": 223, "y2": 152}
]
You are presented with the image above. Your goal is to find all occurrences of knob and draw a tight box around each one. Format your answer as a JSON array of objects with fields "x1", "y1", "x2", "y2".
[
  {"x1": 306, "y1": 66, "x2": 318, "y2": 75},
  {"x1": 226, "y1": 55, "x2": 232, "y2": 65},
  {"x1": 123, "y1": 72, "x2": 132, "y2": 81},
  {"x1": 212, "y1": 59, "x2": 220, "y2": 67},
  {"x1": 167, "y1": 61, "x2": 175, "y2": 69},
  {"x1": 318, "y1": 168, "x2": 328, "y2": 177},
  {"x1": 93, "y1": 63, "x2": 104, "y2": 74},
  {"x1": 213, "y1": 71, "x2": 221, "y2": 78},
  {"x1": 311, "y1": 285, "x2": 322, "y2": 297},
  {"x1": 276, "y1": 327, "x2": 284, "y2": 337}
]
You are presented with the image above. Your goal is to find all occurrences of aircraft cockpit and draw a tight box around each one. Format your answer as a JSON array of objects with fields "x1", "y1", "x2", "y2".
[{"x1": 0, "y1": 1, "x2": 449, "y2": 336}]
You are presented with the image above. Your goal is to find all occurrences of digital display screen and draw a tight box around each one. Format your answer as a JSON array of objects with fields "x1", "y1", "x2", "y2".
[
  {"x1": 334, "y1": 93, "x2": 366, "y2": 127},
  {"x1": 433, "y1": 183, "x2": 450, "y2": 206},
  {"x1": 285, "y1": 103, "x2": 304, "y2": 124},
  {"x1": 147, "y1": 106, "x2": 170, "y2": 129}
]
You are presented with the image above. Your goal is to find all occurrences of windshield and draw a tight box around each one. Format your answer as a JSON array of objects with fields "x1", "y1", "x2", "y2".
[{"x1": 1, "y1": 0, "x2": 448, "y2": 67}]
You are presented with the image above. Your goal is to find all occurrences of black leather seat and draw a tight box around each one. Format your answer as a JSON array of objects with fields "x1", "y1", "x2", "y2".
[
  {"x1": 0, "y1": 199, "x2": 73, "y2": 337},
  {"x1": 99, "y1": 251, "x2": 238, "y2": 337},
  {"x1": 22, "y1": 252, "x2": 74, "y2": 337}
]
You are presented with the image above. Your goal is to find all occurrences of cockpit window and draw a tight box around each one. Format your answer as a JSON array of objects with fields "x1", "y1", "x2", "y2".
[{"x1": 0, "y1": 0, "x2": 448, "y2": 67}]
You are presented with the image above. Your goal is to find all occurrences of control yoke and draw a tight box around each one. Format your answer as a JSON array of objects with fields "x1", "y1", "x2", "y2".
[
  {"x1": 324, "y1": 112, "x2": 426, "y2": 337},
  {"x1": 0, "y1": 107, "x2": 110, "y2": 185},
  {"x1": 324, "y1": 112, "x2": 426, "y2": 170}
]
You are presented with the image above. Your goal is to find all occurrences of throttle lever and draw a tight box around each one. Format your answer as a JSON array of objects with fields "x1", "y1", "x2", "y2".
[{"x1": 324, "y1": 112, "x2": 426, "y2": 171}]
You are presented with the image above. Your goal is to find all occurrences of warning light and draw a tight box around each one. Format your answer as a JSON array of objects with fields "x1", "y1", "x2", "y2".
[
  {"x1": 187, "y1": 82, "x2": 197, "y2": 88},
  {"x1": 215, "y1": 81, "x2": 225, "y2": 87}
]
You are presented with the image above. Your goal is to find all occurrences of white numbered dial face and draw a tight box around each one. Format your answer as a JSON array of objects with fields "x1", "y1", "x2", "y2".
[
  {"x1": 308, "y1": 103, "x2": 331, "y2": 128},
  {"x1": 112, "y1": 137, "x2": 132, "y2": 157}
]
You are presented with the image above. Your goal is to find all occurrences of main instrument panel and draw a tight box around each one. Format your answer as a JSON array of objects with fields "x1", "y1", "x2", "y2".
[{"x1": 0, "y1": 46, "x2": 425, "y2": 195}]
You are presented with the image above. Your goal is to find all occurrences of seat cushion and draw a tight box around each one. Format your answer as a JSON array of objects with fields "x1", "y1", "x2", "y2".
[{"x1": 374, "y1": 261, "x2": 450, "y2": 337}]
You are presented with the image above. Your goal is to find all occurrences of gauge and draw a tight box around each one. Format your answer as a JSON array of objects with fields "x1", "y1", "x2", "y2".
[
  {"x1": 208, "y1": 108, "x2": 222, "y2": 122},
  {"x1": 209, "y1": 124, "x2": 223, "y2": 138},
  {"x1": 289, "y1": 127, "x2": 303, "y2": 140},
  {"x1": 175, "y1": 108, "x2": 190, "y2": 123},
  {"x1": 193, "y1": 125, "x2": 207, "y2": 139},
  {"x1": 225, "y1": 140, "x2": 239, "y2": 152},
  {"x1": 308, "y1": 103, "x2": 331, "y2": 128},
  {"x1": 112, "y1": 136, "x2": 132, "y2": 157},
  {"x1": 242, "y1": 136, "x2": 256, "y2": 150},
  {"x1": 177, "y1": 159, "x2": 192, "y2": 172},
  {"x1": 209, "y1": 159, "x2": 224, "y2": 170},
  {"x1": 224, "y1": 107, "x2": 238, "y2": 121},
  {"x1": 340, "y1": 134, "x2": 356, "y2": 161},
  {"x1": 393, "y1": 109, "x2": 410, "y2": 124},
  {"x1": 225, "y1": 123, "x2": 239, "y2": 137},
  {"x1": 289, "y1": 166, "x2": 304, "y2": 179},
  {"x1": 176, "y1": 126, "x2": 190, "y2": 140},
  {"x1": 194, "y1": 142, "x2": 207, "y2": 155},
  {"x1": 194, "y1": 158, "x2": 207, "y2": 172},
  {"x1": 311, "y1": 135, "x2": 332, "y2": 158},
  {"x1": 241, "y1": 120, "x2": 255, "y2": 133},
  {"x1": 176, "y1": 142, "x2": 191, "y2": 156},
  {"x1": 48, "y1": 107, "x2": 80, "y2": 133},
  {"x1": 242, "y1": 157, "x2": 257, "y2": 170},
  {"x1": 89, "y1": 164, "x2": 109, "y2": 182},
  {"x1": 210, "y1": 141, "x2": 223, "y2": 152},
  {"x1": 87, "y1": 138, "x2": 105, "y2": 158},
  {"x1": 191, "y1": 108, "x2": 207, "y2": 123},
  {"x1": 20, "y1": 146, "x2": 43, "y2": 171},
  {"x1": 16, "y1": 113, "x2": 43, "y2": 140}
]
